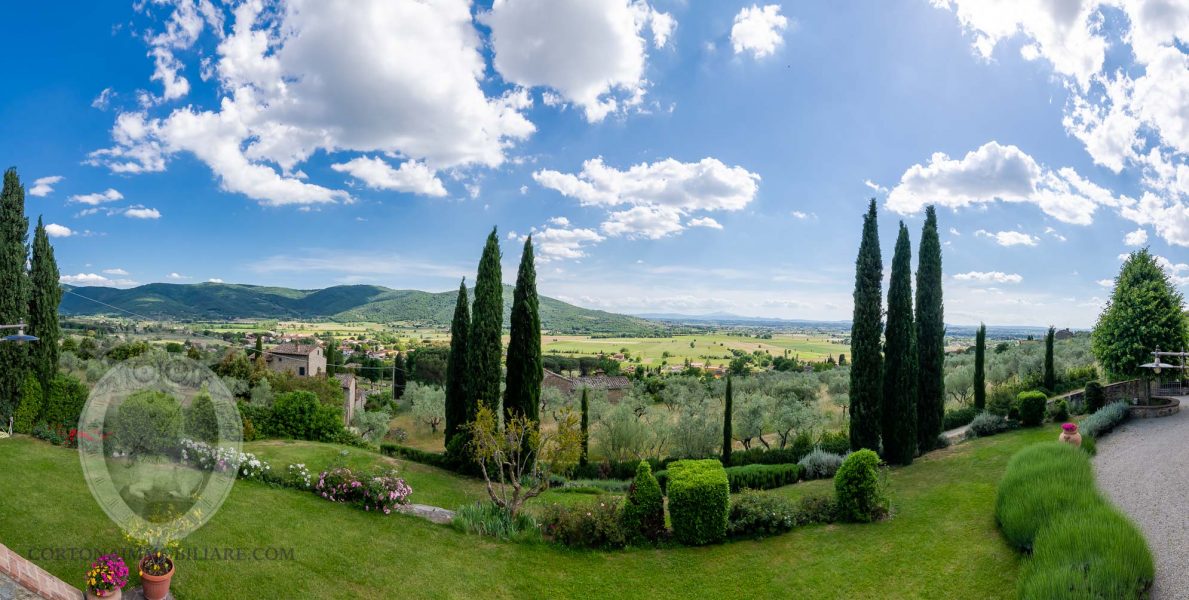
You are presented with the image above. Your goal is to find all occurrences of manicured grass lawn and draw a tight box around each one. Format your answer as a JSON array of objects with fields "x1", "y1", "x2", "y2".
[{"x1": 0, "y1": 426, "x2": 1055, "y2": 599}]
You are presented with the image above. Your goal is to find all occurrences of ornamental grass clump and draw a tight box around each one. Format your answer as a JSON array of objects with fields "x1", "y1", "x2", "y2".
[
  {"x1": 995, "y1": 442, "x2": 1097, "y2": 550},
  {"x1": 452, "y1": 502, "x2": 541, "y2": 542}
]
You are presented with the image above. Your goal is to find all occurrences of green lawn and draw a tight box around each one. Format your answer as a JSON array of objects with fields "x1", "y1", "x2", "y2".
[{"x1": 0, "y1": 426, "x2": 1055, "y2": 599}]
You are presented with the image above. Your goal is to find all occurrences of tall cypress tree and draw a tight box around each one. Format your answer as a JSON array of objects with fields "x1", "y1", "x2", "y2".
[
  {"x1": 467, "y1": 228, "x2": 503, "y2": 415},
  {"x1": 882, "y1": 222, "x2": 918, "y2": 465},
  {"x1": 849, "y1": 199, "x2": 884, "y2": 452},
  {"x1": 392, "y1": 352, "x2": 407, "y2": 400},
  {"x1": 443, "y1": 279, "x2": 470, "y2": 444},
  {"x1": 28, "y1": 217, "x2": 61, "y2": 396},
  {"x1": 254, "y1": 335, "x2": 264, "y2": 360},
  {"x1": 914, "y1": 206, "x2": 944, "y2": 452},
  {"x1": 504, "y1": 236, "x2": 541, "y2": 426},
  {"x1": 0, "y1": 169, "x2": 29, "y2": 421},
  {"x1": 974, "y1": 323, "x2": 987, "y2": 410},
  {"x1": 579, "y1": 387, "x2": 589, "y2": 467},
  {"x1": 722, "y1": 375, "x2": 733, "y2": 464},
  {"x1": 1043, "y1": 325, "x2": 1056, "y2": 392}
]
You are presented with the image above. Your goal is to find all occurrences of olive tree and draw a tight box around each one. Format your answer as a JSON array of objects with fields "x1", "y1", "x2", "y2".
[{"x1": 467, "y1": 405, "x2": 582, "y2": 518}]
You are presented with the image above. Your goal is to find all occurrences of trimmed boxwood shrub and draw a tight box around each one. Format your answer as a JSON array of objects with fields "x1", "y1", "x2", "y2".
[
  {"x1": 1017, "y1": 391, "x2": 1048, "y2": 427},
  {"x1": 943, "y1": 406, "x2": 979, "y2": 430},
  {"x1": 621, "y1": 461, "x2": 665, "y2": 542},
  {"x1": 666, "y1": 459, "x2": 730, "y2": 546},
  {"x1": 834, "y1": 449, "x2": 885, "y2": 523},
  {"x1": 995, "y1": 442, "x2": 1098, "y2": 550}
]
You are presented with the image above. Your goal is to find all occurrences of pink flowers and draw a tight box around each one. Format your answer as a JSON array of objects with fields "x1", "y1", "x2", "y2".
[
  {"x1": 314, "y1": 467, "x2": 412, "y2": 514},
  {"x1": 85, "y1": 554, "x2": 129, "y2": 595},
  {"x1": 1062, "y1": 422, "x2": 1078, "y2": 432}
]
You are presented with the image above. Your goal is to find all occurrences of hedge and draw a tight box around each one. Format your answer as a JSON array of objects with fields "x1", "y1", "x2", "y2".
[
  {"x1": 997, "y1": 442, "x2": 1153, "y2": 598},
  {"x1": 942, "y1": 406, "x2": 979, "y2": 431},
  {"x1": 666, "y1": 459, "x2": 730, "y2": 545},
  {"x1": 657, "y1": 463, "x2": 801, "y2": 493}
]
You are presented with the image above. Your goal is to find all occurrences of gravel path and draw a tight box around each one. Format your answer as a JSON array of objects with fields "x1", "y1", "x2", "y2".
[{"x1": 1093, "y1": 398, "x2": 1189, "y2": 599}]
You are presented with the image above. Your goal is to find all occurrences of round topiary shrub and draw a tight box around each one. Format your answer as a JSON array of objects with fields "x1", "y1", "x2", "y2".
[
  {"x1": 621, "y1": 461, "x2": 665, "y2": 542},
  {"x1": 833, "y1": 449, "x2": 885, "y2": 523},
  {"x1": 1017, "y1": 391, "x2": 1048, "y2": 427}
]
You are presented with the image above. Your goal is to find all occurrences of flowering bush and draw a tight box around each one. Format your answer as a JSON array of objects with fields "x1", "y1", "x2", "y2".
[
  {"x1": 285, "y1": 463, "x2": 312, "y2": 489},
  {"x1": 315, "y1": 466, "x2": 412, "y2": 513},
  {"x1": 84, "y1": 554, "x2": 128, "y2": 596},
  {"x1": 178, "y1": 438, "x2": 270, "y2": 480}
]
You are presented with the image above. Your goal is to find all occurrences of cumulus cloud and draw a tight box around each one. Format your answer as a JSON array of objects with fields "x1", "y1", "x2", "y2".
[
  {"x1": 103, "y1": 268, "x2": 130, "y2": 276},
  {"x1": 331, "y1": 156, "x2": 447, "y2": 197},
  {"x1": 687, "y1": 216, "x2": 723, "y2": 229},
  {"x1": 1124, "y1": 228, "x2": 1149, "y2": 247},
  {"x1": 123, "y1": 206, "x2": 162, "y2": 219},
  {"x1": 484, "y1": 0, "x2": 674, "y2": 122},
  {"x1": 730, "y1": 4, "x2": 789, "y2": 59},
  {"x1": 29, "y1": 176, "x2": 63, "y2": 197},
  {"x1": 44, "y1": 224, "x2": 74, "y2": 238},
  {"x1": 863, "y1": 179, "x2": 887, "y2": 194},
  {"x1": 975, "y1": 229, "x2": 1038, "y2": 247},
  {"x1": 167, "y1": 272, "x2": 189, "y2": 280},
  {"x1": 933, "y1": 0, "x2": 1189, "y2": 247},
  {"x1": 953, "y1": 271, "x2": 1023, "y2": 284},
  {"x1": 91, "y1": 0, "x2": 536, "y2": 207},
  {"x1": 534, "y1": 156, "x2": 759, "y2": 239},
  {"x1": 208, "y1": 278, "x2": 224, "y2": 283},
  {"x1": 886, "y1": 141, "x2": 1125, "y2": 226},
  {"x1": 514, "y1": 219, "x2": 606, "y2": 261},
  {"x1": 60, "y1": 273, "x2": 138, "y2": 288},
  {"x1": 69, "y1": 188, "x2": 124, "y2": 206}
]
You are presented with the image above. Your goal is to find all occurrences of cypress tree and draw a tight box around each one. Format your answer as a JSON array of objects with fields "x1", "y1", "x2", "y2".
[
  {"x1": 974, "y1": 324, "x2": 986, "y2": 410},
  {"x1": 882, "y1": 222, "x2": 918, "y2": 465},
  {"x1": 722, "y1": 375, "x2": 733, "y2": 464},
  {"x1": 1043, "y1": 325, "x2": 1056, "y2": 392},
  {"x1": 0, "y1": 169, "x2": 29, "y2": 421},
  {"x1": 443, "y1": 279, "x2": 470, "y2": 444},
  {"x1": 914, "y1": 206, "x2": 944, "y2": 452},
  {"x1": 393, "y1": 352, "x2": 407, "y2": 400},
  {"x1": 504, "y1": 236, "x2": 541, "y2": 426},
  {"x1": 255, "y1": 336, "x2": 264, "y2": 359},
  {"x1": 579, "y1": 387, "x2": 589, "y2": 467},
  {"x1": 28, "y1": 217, "x2": 61, "y2": 396},
  {"x1": 849, "y1": 199, "x2": 884, "y2": 452},
  {"x1": 467, "y1": 228, "x2": 503, "y2": 415}
]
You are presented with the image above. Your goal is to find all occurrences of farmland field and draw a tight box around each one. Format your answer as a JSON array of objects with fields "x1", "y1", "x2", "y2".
[{"x1": 542, "y1": 333, "x2": 849, "y2": 367}]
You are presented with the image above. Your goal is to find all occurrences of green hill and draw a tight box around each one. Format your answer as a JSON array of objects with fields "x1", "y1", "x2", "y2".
[{"x1": 59, "y1": 282, "x2": 662, "y2": 335}]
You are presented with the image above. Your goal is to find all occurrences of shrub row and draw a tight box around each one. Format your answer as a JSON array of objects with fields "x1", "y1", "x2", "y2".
[
  {"x1": 996, "y1": 442, "x2": 1153, "y2": 598},
  {"x1": 726, "y1": 491, "x2": 839, "y2": 539},
  {"x1": 656, "y1": 463, "x2": 803, "y2": 493},
  {"x1": 728, "y1": 430, "x2": 850, "y2": 467},
  {"x1": 942, "y1": 406, "x2": 979, "y2": 431},
  {"x1": 965, "y1": 412, "x2": 1019, "y2": 439},
  {"x1": 1079, "y1": 401, "x2": 1129, "y2": 440}
]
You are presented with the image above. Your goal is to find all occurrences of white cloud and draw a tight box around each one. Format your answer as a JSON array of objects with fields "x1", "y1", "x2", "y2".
[
  {"x1": 330, "y1": 156, "x2": 447, "y2": 197},
  {"x1": 91, "y1": 88, "x2": 115, "y2": 110},
  {"x1": 974, "y1": 229, "x2": 1038, "y2": 247},
  {"x1": 518, "y1": 220, "x2": 606, "y2": 261},
  {"x1": 92, "y1": 0, "x2": 536, "y2": 207},
  {"x1": 1097, "y1": 278, "x2": 1114, "y2": 288},
  {"x1": 69, "y1": 188, "x2": 124, "y2": 206},
  {"x1": 483, "y1": 0, "x2": 673, "y2": 123},
  {"x1": 1044, "y1": 226, "x2": 1066, "y2": 242},
  {"x1": 208, "y1": 278, "x2": 224, "y2": 283},
  {"x1": 730, "y1": 4, "x2": 789, "y2": 59},
  {"x1": 167, "y1": 272, "x2": 189, "y2": 280},
  {"x1": 123, "y1": 206, "x2": 162, "y2": 219},
  {"x1": 687, "y1": 216, "x2": 723, "y2": 229},
  {"x1": 790, "y1": 211, "x2": 813, "y2": 220},
  {"x1": 953, "y1": 271, "x2": 1023, "y2": 284},
  {"x1": 863, "y1": 179, "x2": 888, "y2": 194},
  {"x1": 60, "y1": 273, "x2": 138, "y2": 288},
  {"x1": 535, "y1": 156, "x2": 759, "y2": 239},
  {"x1": 1155, "y1": 255, "x2": 1189, "y2": 287},
  {"x1": 102, "y1": 268, "x2": 130, "y2": 276},
  {"x1": 44, "y1": 224, "x2": 74, "y2": 238},
  {"x1": 933, "y1": 0, "x2": 1189, "y2": 247},
  {"x1": 886, "y1": 141, "x2": 1123, "y2": 225},
  {"x1": 29, "y1": 176, "x2": 63, "y2": 197},
  {"x1": 949, "y1": 227, "x2": 961, "y2": 236},
  {"x1": 1124, "y1": 228, "x2": 1149, "y2": 246}
]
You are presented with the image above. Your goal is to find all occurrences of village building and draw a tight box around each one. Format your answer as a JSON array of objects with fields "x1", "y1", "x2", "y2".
[
  {"x1": 266, "y1": 343, "x2": 326, "y2": 377},
  {"x1": 541, "y1": 369, "x2": 633, "y2": 402},
  {"x1": 336, "y1": 373, "x2": 366, "y2": 425}
]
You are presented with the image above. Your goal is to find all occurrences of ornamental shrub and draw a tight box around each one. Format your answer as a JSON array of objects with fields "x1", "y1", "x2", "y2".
[
  {"x1": 943, "y1": 406, "x2": 979, "y2": 430},
  {"x1": 1084, "y1": 381, "x2": 1105, "y2": 413},
  {"x1": 184, "y1": 389, "x2": 219, "y2": 443},
  {"x1": 1049, "y1": 399, "x2": 1070, "y2": 422},
  {"x1": 798, "y1": 447, "x2": 846, "y2": 480},
  {"x1": 966, "y1": 412, "x2": 1018, "y2": 439},
  {"x1": 726, "y1": 490, "x2": 796, "y2": 538},
  {"x1": 815, "y1": 430, "x2": 851, "y2": 456},
  {"x1": 833, "y1": 449, "x2": 886, "y2": 523},
  {"x1": 795, "y1": 494, "x2": 838, "y2": 525},
  {"x1": 13, "y1": 375, "x2": 43, "y2": 434},
  {"x1": 621, "y1": 461, "x2": 665, "y2": 542},
  {"x1": 114, "y1": 391, "x2": 183, "y2": 458},
  {"x1": 269, "y1": 391, "x2": 343, "y2": 442},
  {"x1": 44, "y1": 373, "x2": 88, "y2": 429},
  {"x1": 1017, "y1": 391, "x2": 1048, "y2": 427},
  {"x1": 540, "y1": 500, "x2": 626, "y2": 550},
  {"x1": 995, "y1": 442, "x2": 1097, "y2": 550},
  {"x1": 728, "y1": 446, "x2": 803, "y2": 468},
  {"x1": 725, "y1": 463, "x2": 801, "y2": 492},
  {"x1": 1019, "y1": 505, "x2": 1153, "y2": 599},
  {"x1": 1080, "y1": 402, "x2": 1129, "y2": 440},
  {"x1": 666, "y1": 459, "x2": 730, "y2": 545}
]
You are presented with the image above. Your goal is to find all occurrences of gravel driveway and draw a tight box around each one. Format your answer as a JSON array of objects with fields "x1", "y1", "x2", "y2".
[{"x1": 1094, "y1": 398, "x2": 1189, "y2": 599}]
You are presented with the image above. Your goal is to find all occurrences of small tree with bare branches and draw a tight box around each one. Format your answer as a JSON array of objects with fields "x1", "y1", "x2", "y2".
[{"x1": 467, "y1": 405, "x2": 582, "y2": 518}]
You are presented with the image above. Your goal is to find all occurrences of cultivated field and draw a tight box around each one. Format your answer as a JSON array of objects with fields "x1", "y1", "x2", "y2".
[{"x1": 542, "y1": 333, "x2": 849, "y2": 366}]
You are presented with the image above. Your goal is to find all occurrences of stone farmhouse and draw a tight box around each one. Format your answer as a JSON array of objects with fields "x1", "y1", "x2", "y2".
[{"x1": 266, "y1": 343, "x2": 326, "y2": 377}]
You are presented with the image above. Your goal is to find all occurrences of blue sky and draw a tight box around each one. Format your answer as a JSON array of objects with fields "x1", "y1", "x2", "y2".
[{"x1": 1, "y1": 0, "x2": 1186, "y2": 327}]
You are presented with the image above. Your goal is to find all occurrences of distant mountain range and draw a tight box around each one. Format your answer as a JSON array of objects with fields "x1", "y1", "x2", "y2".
[{"x1": 59, "y1": 282, "x2": 664, "y2": 335}]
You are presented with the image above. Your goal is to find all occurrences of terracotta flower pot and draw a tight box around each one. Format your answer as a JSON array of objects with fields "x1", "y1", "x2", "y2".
[
  {"x1": 139, "y1": 557, "x2": 174, "y2": 600},
  {"x1": 87, "y1": 588, "x2": 123, "y2": 600}
]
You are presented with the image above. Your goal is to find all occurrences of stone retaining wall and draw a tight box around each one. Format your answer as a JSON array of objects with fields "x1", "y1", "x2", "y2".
[{"x1": 0, "y1": 543, "x2": 81, "y2": 600}]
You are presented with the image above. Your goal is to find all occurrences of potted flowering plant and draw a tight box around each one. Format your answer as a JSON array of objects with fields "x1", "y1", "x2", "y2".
[
  {"x1": 1059, "y1": 422, "x2": 1082, "y2": 447},
  {"x1": 85, "y1": 554, "x2": 129, "y2": 599},
  {"x1": 124, "y1": 528, "x2": 181, "y2": 600}
]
